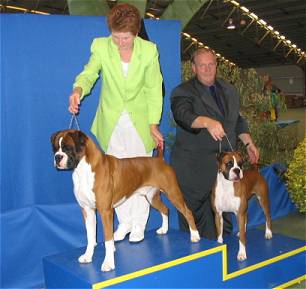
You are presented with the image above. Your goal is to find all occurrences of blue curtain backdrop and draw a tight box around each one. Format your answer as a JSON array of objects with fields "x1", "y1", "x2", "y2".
[{"x1": 0, "y1": 14, "x2": 295, "y2": 289}]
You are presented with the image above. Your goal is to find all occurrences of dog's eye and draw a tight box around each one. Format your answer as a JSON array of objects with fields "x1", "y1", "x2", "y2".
[
  {"x1": 226, "y1": 161, "x2": 233, "y2": 168},
  {"x1": 62, "y1": 144, "x2": 73, "y2": 152},
  {"x1": 237, "y1": 161, "x2": 243, "y2": 167}
]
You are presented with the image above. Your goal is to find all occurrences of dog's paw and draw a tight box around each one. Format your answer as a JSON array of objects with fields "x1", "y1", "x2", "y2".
[
  {"x1": 78, "y1": 254, "x2": 93, "y2": 264},
  {"x1": 190, "y1": 230, "x2": 200, "y2": 243},
  {"x1": 237, "y1": 250, "x2": 247, "y2": 261},
  {"x1": 156, "y1": 227, "x2": 168, "y2": 235},
  {"x1": 265, "y1": 229, "x2": 273, "y2": 239},
  {"x1": 101, "y1": 260, "x2": 115, "y2": 272},
  {"x1": 217, "y1": 236, "x2": 223, "y2": 244},
  {"x1": 237, "y1": 251, "x2": 247, "y2": 261}
]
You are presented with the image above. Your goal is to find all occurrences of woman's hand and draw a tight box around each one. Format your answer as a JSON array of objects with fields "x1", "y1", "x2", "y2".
[
  {"x1": 150, "y1": 124, "x2": 164, "y2": 149},
  {"x1": 68, "y1": 87, "x2": 82, "y2": 114}
]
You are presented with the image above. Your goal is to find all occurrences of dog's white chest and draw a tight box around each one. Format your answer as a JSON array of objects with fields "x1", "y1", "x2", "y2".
[
  {"x1": 214, "y1": 173, "x2": 240, "y2": 213},
  {"x1": 72, "y1": 157, "x2": 96, "y2": 209}
]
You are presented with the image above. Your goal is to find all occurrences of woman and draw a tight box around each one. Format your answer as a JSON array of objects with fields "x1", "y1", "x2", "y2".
[{"x1": 68, "y1": 3, "x2": 164, "y2": 243}]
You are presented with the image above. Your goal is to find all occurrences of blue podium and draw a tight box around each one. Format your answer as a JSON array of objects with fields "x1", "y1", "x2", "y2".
[{"x1": 43, "y1": 229, "x2": 305, "y2": 288}]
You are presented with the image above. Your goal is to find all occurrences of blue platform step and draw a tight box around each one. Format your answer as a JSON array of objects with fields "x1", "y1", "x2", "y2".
[{"x1": 43, "y1": 229, "x2": 305, "y2": 288}]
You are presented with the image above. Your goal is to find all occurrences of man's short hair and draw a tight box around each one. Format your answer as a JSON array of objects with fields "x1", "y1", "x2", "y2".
[{"x1": 191, "y1": 47, "x2": 217, "y2": 64}]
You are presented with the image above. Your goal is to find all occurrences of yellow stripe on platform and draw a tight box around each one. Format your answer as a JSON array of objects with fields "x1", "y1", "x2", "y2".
[
  {"x1": 273, "y1": 274, "x2": 306, "y2": 289},
  {"x1": 92, "y1": 244, "x2": 306, "y2": 289},
  {"x1": 224, "y1": 246, "x2": 306, "y2": 280},
  {"x1": 92, "y1": 245, "x2": 226, "y2": 289}
]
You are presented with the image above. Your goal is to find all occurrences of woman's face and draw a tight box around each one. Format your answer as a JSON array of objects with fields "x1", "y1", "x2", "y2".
[{"x1": 111, "y1": 31, "x2": 135, "y2": 50}]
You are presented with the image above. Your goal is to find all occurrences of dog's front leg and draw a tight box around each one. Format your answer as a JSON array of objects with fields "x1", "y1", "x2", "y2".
[
  {"x1": 215, "y1": 211, "x2": 223, "y2": 243},
  {"x1": 237, "y1": 212, "x2": 247, "y2": 261},
  {"x1": 100, "y1": 209, "x2": 115, "y2": 272},
  {"x1": 79, "y1": 207, "x2": 97, "y2": 263}
]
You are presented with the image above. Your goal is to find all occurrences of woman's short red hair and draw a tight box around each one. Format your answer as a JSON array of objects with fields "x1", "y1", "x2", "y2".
[{"x1": 107, "y1": 3, "x2": 141, "y2": 36}]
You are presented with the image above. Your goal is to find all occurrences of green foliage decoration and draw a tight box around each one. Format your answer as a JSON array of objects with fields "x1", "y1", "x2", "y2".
[{"x1": 285, "y1": 137, "x2": 306, "y2": 213}]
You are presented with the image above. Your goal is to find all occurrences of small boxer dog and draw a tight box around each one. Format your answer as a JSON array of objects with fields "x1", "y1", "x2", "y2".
[
  {"x1": 51, "y1": 129, "x2": 200, "y2": 272},
  {"x1": 211, "y1": 151, "x2": 272, "y2": 261}
]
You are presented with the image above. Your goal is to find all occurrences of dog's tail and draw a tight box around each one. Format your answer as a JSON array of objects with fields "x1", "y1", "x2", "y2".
[
  {"x1": 251, "y1": 163, "x2": 259, "y2": 171},
  {"x1": 156, "y1": 141, "x2": 164, "y2": 158}
]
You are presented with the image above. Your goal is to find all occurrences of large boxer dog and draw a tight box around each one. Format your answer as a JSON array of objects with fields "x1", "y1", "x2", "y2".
[
  {"x1": 51, "y1": 129, "x2": 200, "y2": 271},
  {"x1": 211, "y1": 151, "x2": 272, "y2": 261}
]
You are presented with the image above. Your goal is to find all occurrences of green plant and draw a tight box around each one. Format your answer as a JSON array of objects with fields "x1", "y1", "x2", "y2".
[{"x1": 285, "y1": 137, "x2": 306, "y2": 213}]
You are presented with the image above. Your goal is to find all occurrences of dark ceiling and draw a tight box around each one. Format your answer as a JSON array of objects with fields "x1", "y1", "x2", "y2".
[
  {"x1": 1, "y1": 0, "x2": 305, "y2": 69},
  {"x1": 182, "y1": 0, "x2": 306, "y2": 68}
]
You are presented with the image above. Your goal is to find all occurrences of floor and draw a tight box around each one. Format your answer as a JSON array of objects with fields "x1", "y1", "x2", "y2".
[
  {"x1": 258, "y1": 210, "x2": 306, "y2": 288},
  {"x1": 279, "y1": 107, "x2": 305, "y2": 142}
]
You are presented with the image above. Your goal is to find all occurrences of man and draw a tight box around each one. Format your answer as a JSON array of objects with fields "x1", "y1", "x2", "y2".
[{"x1": 170, "y1": 48, "x2": 259, "y2": 239}]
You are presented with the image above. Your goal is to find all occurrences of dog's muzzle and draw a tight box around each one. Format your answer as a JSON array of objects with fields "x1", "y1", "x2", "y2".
[
  {"x1": 54, "y1": 152, "x2": 68, "y2": 169},
  {"x1": 229, "y1": 167, "x2": 244, "y2": 182}
]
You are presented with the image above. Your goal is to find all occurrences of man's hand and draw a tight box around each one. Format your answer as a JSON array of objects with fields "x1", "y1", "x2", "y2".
[
  {"x1": 205, "y1": 118, "x2": 225, "y2": 141},
  {"x1": 192, "y1": 116, "x2": 225, "y2": 141},
  {"x1": 68, "y1": 87, "x2": 82, "y2": 114},
  {"x1": 246, "y1": 143, "x2": 260, "y2": 165}
]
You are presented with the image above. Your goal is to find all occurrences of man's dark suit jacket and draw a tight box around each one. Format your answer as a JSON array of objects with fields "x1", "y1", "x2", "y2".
[{"x1": 170, "y1": 76, "x2": 249, "y2": 200}]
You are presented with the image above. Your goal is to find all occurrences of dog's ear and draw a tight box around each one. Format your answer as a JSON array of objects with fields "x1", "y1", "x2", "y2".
[
  {"x1": 216, "y1": 152, "x2": 225, "y2": 162},
  {"x1": 236, "y1": 151, "x2": 244, "y2": 163},
  {"x1": 50, "y1": 131, "x2": 60, "y2": 144},
  {"x1": 50, "y1": 131, "x2": 61, "y2": 152},
  {"x1": 69, "y1": 130, "x2": 88, "y2": 153}
]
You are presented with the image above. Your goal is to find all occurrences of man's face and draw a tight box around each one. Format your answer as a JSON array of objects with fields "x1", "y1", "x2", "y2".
[
  {"x1": 192, "y1": 51, "x2": 217, "y2": 86},
  {"x1": 111, "y1": 31, "x2": 135, "y2": 50}
]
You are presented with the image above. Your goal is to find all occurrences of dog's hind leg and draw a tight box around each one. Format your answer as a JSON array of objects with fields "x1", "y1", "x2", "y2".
[
  {"x1": 146, "y1": 190, "x2": 169, "y2": 235},
  {"x1": 165, "y1": 188, "x2": 200, "y2": 243},
  {"x1": 257, "y1": 191, "x2": 272, "y2": 239},
  {"x1": 79, "y1": 207, "x2": 97, "y2": 264}
]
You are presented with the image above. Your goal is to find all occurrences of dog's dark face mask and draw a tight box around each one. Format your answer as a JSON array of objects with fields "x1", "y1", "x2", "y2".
[
  {"x1": 217, "y1": 151, "x2": 244, "y2": 181},
  {"x1": 51, "y1": 130, "x2": 87, "y2": 170}
]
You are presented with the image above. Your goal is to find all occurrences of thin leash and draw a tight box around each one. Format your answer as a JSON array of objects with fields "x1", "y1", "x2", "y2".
[
  {"x1": 68, "y1": 114, "x2": 80, "y2": 130},
  {"x1": 219, "y1": 133, "x2": 234, "y2": 153}
]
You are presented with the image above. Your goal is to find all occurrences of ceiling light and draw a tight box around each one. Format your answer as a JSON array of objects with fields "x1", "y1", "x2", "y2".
[
  {"x1": 145, "y1": 12, "x2": 155, "y2": 18},
  {"x1": 250, "y1": 13, "x2": 258, "y2": 20},
  {"x1": 182, "y1": 32, "x2": 191, "y2": 38},
  {"x1": 1, "y1": 4, "x2": 50, "y2": 14},
  {"x1": 227, "y1": 18, "x2": 236, "y2": 29},
  {"x1": 227, "y1": 0, "x2": 306, "y2": 65},
  {"x1": 230, "y1": 1, "x2": 240, "y2": 6},
  {"x1": 258, "y1": 19, "x2": 267, "y2": 26},
  {"x1": 240, "y1": 6, "x2": 249, "y2": 13},
  {"x1": 191, "y1": 37, "x2": 198, "y2": 42}
]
